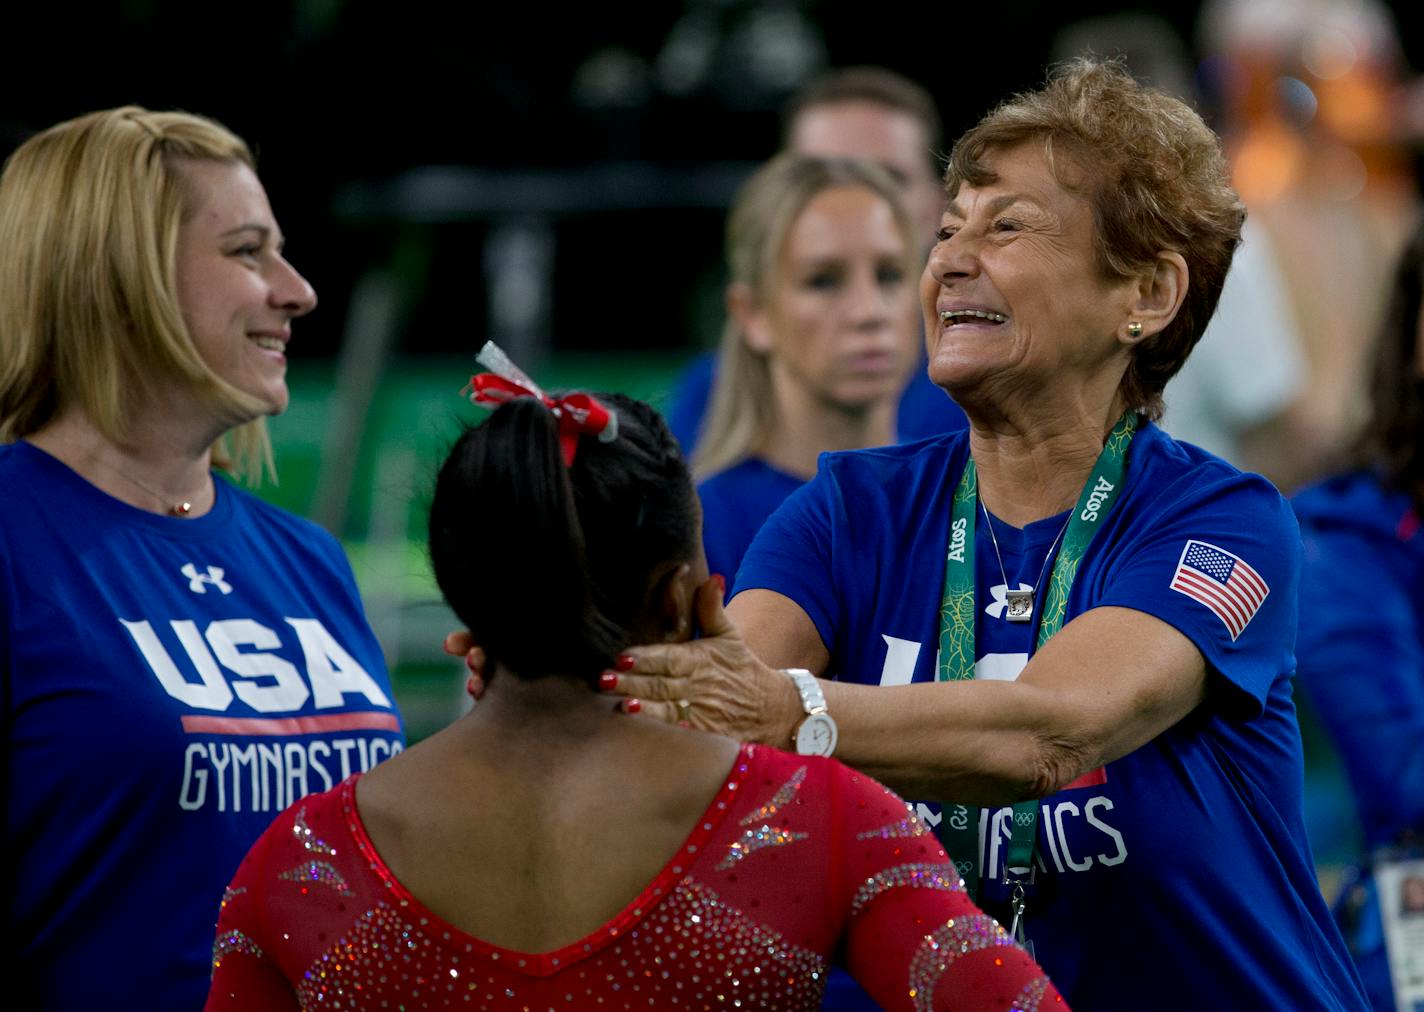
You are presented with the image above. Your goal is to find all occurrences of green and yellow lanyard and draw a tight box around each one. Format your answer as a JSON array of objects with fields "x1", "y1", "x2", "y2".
[{"x1": 936, "y1": 411, "x2": 1137, "y2": 950}]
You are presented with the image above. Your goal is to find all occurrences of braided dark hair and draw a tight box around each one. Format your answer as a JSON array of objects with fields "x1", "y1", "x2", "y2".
[{"x1": 429, "y1": 393, "x2": 699, "y2": 686}]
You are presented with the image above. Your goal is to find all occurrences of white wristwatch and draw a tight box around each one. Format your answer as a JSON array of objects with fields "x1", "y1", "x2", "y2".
[{"x1": 783, "y1": 668, "x2": 838, "y2": 757}]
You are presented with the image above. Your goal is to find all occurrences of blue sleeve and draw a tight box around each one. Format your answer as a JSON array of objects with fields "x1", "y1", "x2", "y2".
[
  {"x1": 664, "y1": 353, "x2": 717, "y2": 454},
  {"x1": 698, "y1": 479, "x2": 756, "y2": 596},
  {"x1": 1296, "y1": 522, "x2": 1424, "y2": 845},
  {"x1": 313, "y1": 526, "x2": 370, "y2": 614},
  {"x1": 1093, "y1": 472, "x2": 1299, "y2": 716},
  {"x1": 701, "y1": 521, "x2": 744, "y2": 600},
  {"x1": 0, "y1": 523, "x2": 12, "y2": 822},
  {"x1": 733, "y1": 467, "x2": 844, "y2": 655}
]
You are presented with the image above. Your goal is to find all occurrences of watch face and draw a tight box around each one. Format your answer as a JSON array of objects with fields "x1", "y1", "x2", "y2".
[{"x1": 795, "y1": 713, "x2": 838, "y2": 757}]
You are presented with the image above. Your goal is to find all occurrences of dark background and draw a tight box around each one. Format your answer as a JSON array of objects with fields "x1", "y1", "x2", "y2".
[{"x1": 2, "y1": 1, "x2": 1421, "y2": 362}]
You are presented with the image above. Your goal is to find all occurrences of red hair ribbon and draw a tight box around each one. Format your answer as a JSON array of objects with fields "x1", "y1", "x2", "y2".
[{"x1": 467, "y1": 373, "x2": 618, "y2": 466}]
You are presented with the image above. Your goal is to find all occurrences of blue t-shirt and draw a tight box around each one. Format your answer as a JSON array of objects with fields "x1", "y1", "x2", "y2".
[
  {"x1": 1, "y1": 442, "x2": 405, "y2": 1010},
  {"x1": 1295, "y1": 470, "x2": 1424, "y2": 1012},
  {"x1": 664, "y1": 351, "x2": 968, "y2": 454},
  {"x1": 698, "y1": 458, "x2": 804, "y2": 590},
  {"x1": 737, "y1": 422, "x2": 1367, "y2": 1010}
]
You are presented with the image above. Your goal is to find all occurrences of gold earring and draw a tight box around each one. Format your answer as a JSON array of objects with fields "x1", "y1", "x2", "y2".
[{"x1": 1126, "y1": 321, "x2": 1144, "y2": 338}]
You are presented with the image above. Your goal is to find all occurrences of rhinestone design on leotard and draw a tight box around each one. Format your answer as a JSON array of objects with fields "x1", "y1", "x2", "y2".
[
  {"x1": 211, "y1": 929, "x2": 264, "y2": 974},
  {"x1": 278, "y1": 859, "x2": 356, "y2": 897},
  {"x1": 209, "y1": 749, "x2": 1064, "y2": 1009},
  {"x1": 614, "y1": 877, "x2": 828, "y2": 1010},
  {"x1": 855, "y1": 812, "x2": 930, "y2": 841},
  {"x1": 290, "y1": 878, "x2": 830, "y2": 1010},
  {"x1": 716, "y1": 823, "x2": 809, "y2": 871},
  {"x1": 295, "y1": 902, "x2": 406, "y2": 1007},
  {"x1": 737, "y1": 765, "x2": 807, "y2": 825},
  {"x1": 907, "y1": 914, "x2": 1018, "y2": 1012},
  {"x1": 1011, "y1": 975, "x2": 1055, "y2": 1011},
  {"x1": 293, "y1": 805, "x2": 337, "y2": 855},
  {"x1": 849, "y1": 862, "x2": 964, "y2": 917},
  {"x1": 219, "y1": 885, "x2": 247, "y2": 911},
  {"x1": 716, "y1": 766, "x2": 813, "y2": 870}
]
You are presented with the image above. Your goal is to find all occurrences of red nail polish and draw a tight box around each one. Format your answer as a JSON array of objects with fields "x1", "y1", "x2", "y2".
[
  {"x1": 598, "y1": 671, "x2": 618, "y2": 691},
  {"x1": 712, "y1": 573, "x2": 726, "y2": 595},
  {"x1": 623, "y1": 697, "x2": 641, "y2": 714},
  {"x1": 615, "y1": 655, "x2": 636, "y2": 671}
]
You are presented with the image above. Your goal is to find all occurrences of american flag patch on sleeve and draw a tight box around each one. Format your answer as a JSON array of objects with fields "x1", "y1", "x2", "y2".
[{"x1": 1169, "y1": 539, "x2": 1270, "y2": 641}]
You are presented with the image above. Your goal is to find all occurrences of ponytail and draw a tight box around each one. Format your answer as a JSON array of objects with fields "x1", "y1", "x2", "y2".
[{"x1": 429, "y1": 393, "x2": 697, "y2": 685}]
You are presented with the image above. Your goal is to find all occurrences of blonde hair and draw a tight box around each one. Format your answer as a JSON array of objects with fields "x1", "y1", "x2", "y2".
[
  {"x1": 946, "y1": 59, "x2": 1244, "y2": 420},
  {"x1": 0, "y1": 105, "x2": 275, "y2": 479},
  {"x1": 693, "y1": 154, "x2": 915, "y2": 478}
]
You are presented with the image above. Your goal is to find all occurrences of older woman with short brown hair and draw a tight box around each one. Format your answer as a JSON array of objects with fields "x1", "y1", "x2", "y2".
[
  {"x1": 609, "y1": 60, "x2": 1368, "y2": 1009},
  {"x1": 946, "y1": 61, "x2": 1243, "y2": 419}
]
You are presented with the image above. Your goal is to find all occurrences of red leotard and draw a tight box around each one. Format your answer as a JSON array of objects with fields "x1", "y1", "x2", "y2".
[{"x1": 206, "y1": 743, "x2": 1064, "y2": 1011}]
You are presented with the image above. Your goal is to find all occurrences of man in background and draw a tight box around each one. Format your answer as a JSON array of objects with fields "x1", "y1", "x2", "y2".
[{"x1": 664, "y1": 66, "x2": 968, "y2": 451}]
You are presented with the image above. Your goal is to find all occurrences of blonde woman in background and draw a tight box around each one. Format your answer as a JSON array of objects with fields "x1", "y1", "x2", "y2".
[{"x1": 694, "y1": 154, "x2": 922, "y2": 585}]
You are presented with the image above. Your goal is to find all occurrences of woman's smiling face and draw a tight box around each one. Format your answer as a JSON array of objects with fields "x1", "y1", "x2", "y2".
[
  {"x1": 173, "y1": 159, "x2": 317, "y2": 423},
  {"x1": 920, "y1": 142, "x2": 1140, "y2": 410}
]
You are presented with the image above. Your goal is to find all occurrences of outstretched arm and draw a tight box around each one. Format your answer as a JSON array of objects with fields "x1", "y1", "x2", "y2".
[
  {"x1": 817, "y1": 602, "x2": 1206, "y2": 804},
  {"x1": 615, "y1": 581, "x2": 1206, "y2": 805}
]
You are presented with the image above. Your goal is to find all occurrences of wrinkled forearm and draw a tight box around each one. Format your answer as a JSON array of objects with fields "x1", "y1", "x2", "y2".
[
  {"x1": 821, "y1": 677, "x2": 1098, "y2": 806},
  {"x1": 818, "y1": 608, "x2": 1208, "y2": 805}
]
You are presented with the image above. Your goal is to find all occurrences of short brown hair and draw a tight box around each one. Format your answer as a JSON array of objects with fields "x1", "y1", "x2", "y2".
[
  {"x1": 0, "y1": 106, "x2": 273, "y2": 477},
  {"x1": 946, "y1": 58, "x2": 1244, "y2": 419},
  {"x1": 783, "y1": 66, "x2": 944, "y2": 168}
]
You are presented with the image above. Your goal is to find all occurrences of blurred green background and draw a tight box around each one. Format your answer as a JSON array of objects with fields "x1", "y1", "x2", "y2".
[{"x1": 254, "y1": 353, "x2": 695, "y2": 744}]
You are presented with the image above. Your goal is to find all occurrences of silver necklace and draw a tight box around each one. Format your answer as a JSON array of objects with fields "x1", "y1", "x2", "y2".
[{"x1": 980, "y1": 502, "x2": 1071, "y2": 623}]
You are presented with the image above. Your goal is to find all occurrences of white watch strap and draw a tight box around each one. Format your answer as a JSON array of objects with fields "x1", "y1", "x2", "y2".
[{"x1": 783, "y1": 668, "x2": 828, "y2": 716}]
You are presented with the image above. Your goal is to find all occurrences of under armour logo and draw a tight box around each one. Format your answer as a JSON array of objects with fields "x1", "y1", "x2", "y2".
[
  {"x1": 181, "y1": 563, "x2": 232, "y2": 595},
  {"x1": 984, "y1": 582, "x2": 1032, "y2": 619}
]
